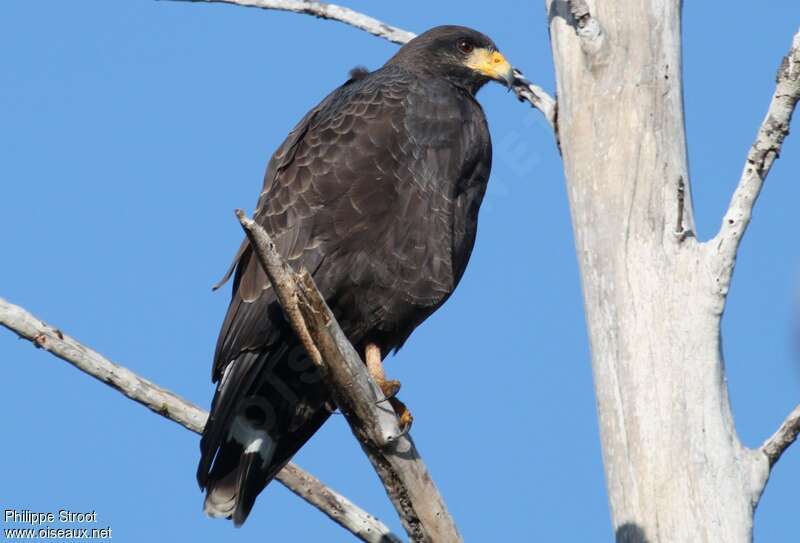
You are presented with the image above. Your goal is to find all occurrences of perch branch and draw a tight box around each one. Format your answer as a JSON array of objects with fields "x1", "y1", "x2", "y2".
[
  {"x1": 711, "y1": 28, "x2": 800, "y2": 295},
  {"x1": 236, "y1": 210, "x2": 462, "y2": 543},
  {"x1": 168, "y1": 0, "x2": 558, "y2": 128},
  {"x1": 761, "y1": 404, "x2": 800, "y2": 469},
  {"x1": 0, "y1": 297, "x2": 401, "y2": 543},
  {"x1": 235, "y1": 210, "x2": 401, "y2": 449}
]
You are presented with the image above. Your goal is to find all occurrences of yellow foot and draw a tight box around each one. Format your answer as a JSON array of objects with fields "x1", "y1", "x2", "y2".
[
  {"x1": 390, "y1": 397, "x2": 413, "y2": 433},
  {"x1": 365, "y1": 343, "x2": 413, "y2": 432}
]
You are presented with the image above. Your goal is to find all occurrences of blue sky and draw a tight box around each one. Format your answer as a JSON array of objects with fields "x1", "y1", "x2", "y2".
[{"x1": 1, "y1": 1, "x2": 798, "y2": 541}]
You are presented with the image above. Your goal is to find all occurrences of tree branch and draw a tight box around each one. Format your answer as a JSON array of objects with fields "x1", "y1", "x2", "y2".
[
  {"x1": 0, "y1": 297, "x2": 401, "y2": 543},
  {"x1": 237, "y1": 210, "x2": 462, "y2": 543},
  {"x1": 710, "y1": 28, "x2": 800, "y2": 296},
  {"x1": 511, "y1": 69, "x2": 558, "y2": 131},
  {"x1": 167, "y1": 0, "x2": 558, "y2": 128},
  {"x1": 761, "y1": 404, "x2": 800, "y2": 469},
  {"x1": 235, "y1": 210, "x2": 402, "y2": 449},
  {"x1": 168, "y1": 0, "x2": 415, "y2": 44},
  {"x1": 278, "y1": 464, "x2": 404, "y2": 543}
]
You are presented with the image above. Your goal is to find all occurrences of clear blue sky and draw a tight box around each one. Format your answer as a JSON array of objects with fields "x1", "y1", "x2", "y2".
[{"x1": 1, "y1": 1, "x2": 798, "y2": 541}]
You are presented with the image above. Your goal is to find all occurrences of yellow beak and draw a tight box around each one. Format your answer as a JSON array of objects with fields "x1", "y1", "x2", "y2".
[{"x1": 466, "y1": 49, "x2": 515, "y2": 87}]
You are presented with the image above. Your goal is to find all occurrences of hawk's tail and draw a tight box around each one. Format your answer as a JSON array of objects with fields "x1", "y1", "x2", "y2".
[
  {"x1": 197, "y1": 346, "x2": 331, "y2": 526},
  {"x1": 201, "y1": 418, "x2": 276, "y2": 526}
]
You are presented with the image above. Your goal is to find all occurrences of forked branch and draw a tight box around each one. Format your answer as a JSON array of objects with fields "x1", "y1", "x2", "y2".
[
  {"x1": 237, "y1": 210, "x2": 462, "y2": 543},
  {"x1": 235, "y1": 210, "x2": 402, "y2": 449},
  {"x1": 711, "y1": 28, "x2": 800, "y2": 295},
  {"x1": 0, "y1": 297, "x2": 401, "y2": 543}
]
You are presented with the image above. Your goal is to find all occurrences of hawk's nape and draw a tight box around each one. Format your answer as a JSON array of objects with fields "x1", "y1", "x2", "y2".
[{"x1": 197, "y1": 25, "x2": 514, "y2": 525}]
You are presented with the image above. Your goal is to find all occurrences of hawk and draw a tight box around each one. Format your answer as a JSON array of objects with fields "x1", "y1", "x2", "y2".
[{"x1": 198, "y1": 25, "x2": 514, "y2": 525}]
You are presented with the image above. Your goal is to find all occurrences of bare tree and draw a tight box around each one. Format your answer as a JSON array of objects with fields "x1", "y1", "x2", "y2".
[
  {"x1": 546, "y1": 2, "x2": 800, "y2": 540},
  {"x1": 3, "y1": 1, "x2": 799, "y2": 542}
]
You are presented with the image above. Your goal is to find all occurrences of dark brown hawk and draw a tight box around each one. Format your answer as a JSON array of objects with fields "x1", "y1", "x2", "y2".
[{"x1": 197, "y1": 25, "x2": 514, "y2": 525}]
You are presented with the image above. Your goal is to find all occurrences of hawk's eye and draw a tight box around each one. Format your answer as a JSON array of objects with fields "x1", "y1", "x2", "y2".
[{"x1": 457, "y1": 39, "x2": 474, "y2": 54}]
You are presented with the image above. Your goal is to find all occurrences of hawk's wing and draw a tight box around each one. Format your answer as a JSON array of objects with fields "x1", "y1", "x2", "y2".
[
  {"x1": 198, "y1": 68, "x2": 413, "y2": 523},
  {"x1": 198, "y1": 66, "x2": 492, "y2": 525}
]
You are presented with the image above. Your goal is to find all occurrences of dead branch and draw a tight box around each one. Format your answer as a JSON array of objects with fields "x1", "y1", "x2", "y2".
[
  {"x1": 167, "y1": 0, "x2": 415, "y2": 44},
  {"x1": 237, "y1": 210, "x2": 462, "y2": 543},
  {"x1": 761, "y1": 403, "x2": 800, "y2": 469},
  {"x1": 511, "y1": 68, "x2": 558, "y2": 131},
  {"x1": 0, "y1": 297, "x2": 400, "y2": 543},
  {"x1": 710, "y1": 27, "x2": 800, "y2": 296},
  {"x1": 167, "y1": 0, "x2": 558, "y2": 127}
]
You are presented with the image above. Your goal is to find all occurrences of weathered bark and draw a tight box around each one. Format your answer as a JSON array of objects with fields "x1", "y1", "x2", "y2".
[{"x1": 546, "y1": 1, "x2": 799, "y2": 541}]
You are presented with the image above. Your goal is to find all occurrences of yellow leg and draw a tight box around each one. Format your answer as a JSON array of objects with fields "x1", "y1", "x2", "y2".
[{"x1": 365, "y1": 343, "x2": 413, "y2": 430}]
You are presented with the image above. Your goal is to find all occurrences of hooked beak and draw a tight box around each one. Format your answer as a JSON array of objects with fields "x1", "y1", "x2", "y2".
[{"x1": 466, "y1": 49, "x2": 515, "y2": 89}]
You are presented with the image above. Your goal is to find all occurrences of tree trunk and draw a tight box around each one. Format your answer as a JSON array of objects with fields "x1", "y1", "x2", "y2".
[{"x1": 546, "y1": 1, "x2": 769, "y2": 541}]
